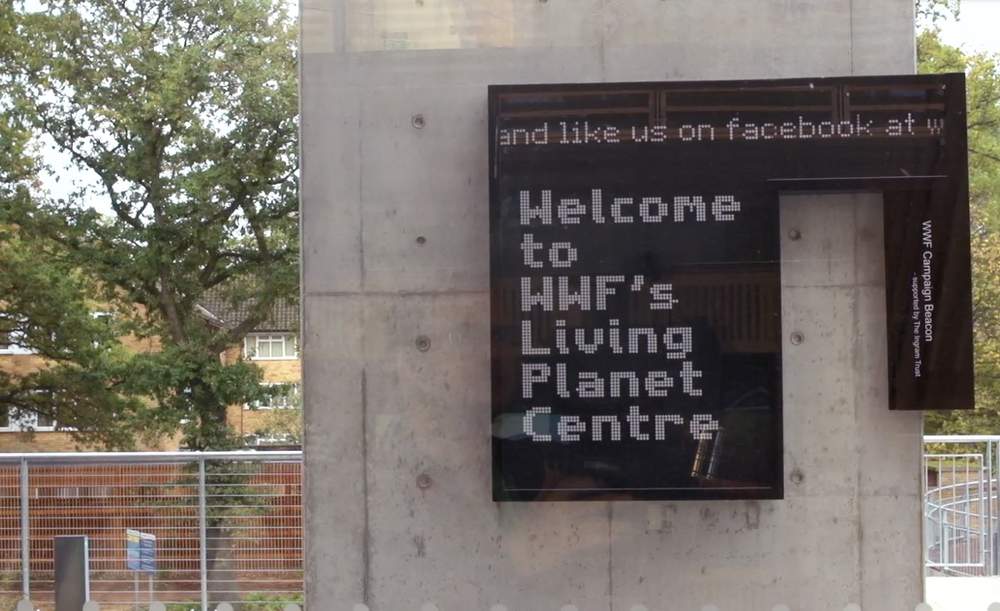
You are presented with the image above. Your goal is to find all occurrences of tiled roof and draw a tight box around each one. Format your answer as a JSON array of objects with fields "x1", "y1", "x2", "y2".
[{"x1": 196, "y1": 290, "x2": 299, "y2": 333}]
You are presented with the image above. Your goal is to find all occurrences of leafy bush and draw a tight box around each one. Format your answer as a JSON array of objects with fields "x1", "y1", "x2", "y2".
[{"x1": 241, "y1": 592, "x2": 305, "y2": 610}]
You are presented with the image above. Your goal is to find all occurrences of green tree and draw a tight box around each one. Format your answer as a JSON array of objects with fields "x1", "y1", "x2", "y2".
[
  {"x1": 0, "y1": 230, "x2": 153, "y2": 448},
  {"x1": 916, "y1": 0, "x2": 960, "y2": 24},
  {"x1": 1, "y1": 5, "x2": 146, "y2": 447},
  {"x1": 918, "y1": 30, "x2": 1000, "y2": 433},
  {"x1": 0, "y1": 0, "x2": 298, "y2": 449}
]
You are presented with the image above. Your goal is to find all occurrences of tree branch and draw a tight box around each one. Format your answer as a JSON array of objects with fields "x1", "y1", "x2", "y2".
[
  {"x1": 970, "y1": 147, "x2": 1000, "y2": 164},
  {"x1": 43, "y1": 126, "x2": 144, "y2": 230}
]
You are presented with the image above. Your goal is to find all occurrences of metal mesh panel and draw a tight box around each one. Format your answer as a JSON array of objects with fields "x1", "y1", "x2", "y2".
[
  {"x1": 0, "y1": 463, "x2": 22, "y2": 608},
  {"x1": 28, "y1": 462, "x2": 202, "y2": 608},
  {"x1": 925, "y1": 453, "x2": 988, "y2": 575},
  {"x1": 0, "y1": 452, "x2": 303, "y2": 610},
  {"x1": 204, "y1": 460, "x2": 303, "y2": 608},
  {"x1": 925, "y1": 437, "x2": 1000, "y2": 577}
]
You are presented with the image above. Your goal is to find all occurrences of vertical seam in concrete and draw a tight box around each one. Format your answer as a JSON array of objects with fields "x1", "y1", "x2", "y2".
[
  {"x1": 332, "y1": 0, "x2": 347, "y2": 54},
  {"x1": 848, "y1": 0, "x2": 856, "y2": 75},
  {"x1": 359, "y1": 101, "x2": 370, "y2": 602},
  {"x1": 607, "y1": 502, "x2": 614, "y2": 611},
  {"x1": 361, "y1": 369, "x2": 372, "y2": 604},
  {"x1": 852, "y1": 197, "x2": 864, "y2": 602},
  {"x1": 359, "y1": 114, "x2": 366, "y2": 288},
  {"x1": 599, "y1": 0, "x2": 607, "y2": 80}
]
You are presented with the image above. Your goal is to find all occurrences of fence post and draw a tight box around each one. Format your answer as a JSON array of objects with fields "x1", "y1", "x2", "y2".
[
  {"x1": 987, "y1": 442, "x2": 994, "y2": 575},
  {"x1": 199, "y1": 458, "x2": 208, "y2": 611},
  {"x1": 19, "y1": 457, "x2": 29, "y2": 600},
  {"x1": 995, "y1": 440, "x2": 1000, "y2": 576}
]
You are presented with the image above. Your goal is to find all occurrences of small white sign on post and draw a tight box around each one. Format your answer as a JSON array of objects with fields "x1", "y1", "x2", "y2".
[{"x1": 125, "y1": 528, "x2": 156, "y2": 610}]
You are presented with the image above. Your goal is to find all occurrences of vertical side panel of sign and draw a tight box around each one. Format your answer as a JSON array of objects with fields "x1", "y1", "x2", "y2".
[{"x1": 883, "y1": 73, "x2": 974, "y2": 411}]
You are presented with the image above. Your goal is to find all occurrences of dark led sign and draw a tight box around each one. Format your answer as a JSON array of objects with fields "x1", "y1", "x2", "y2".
[{"x1": 490, "y1": 74, "x2": 972, "y2": 502}]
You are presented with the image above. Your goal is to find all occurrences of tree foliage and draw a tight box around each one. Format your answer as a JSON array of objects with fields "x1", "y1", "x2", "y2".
[
  {"x1": 916, "y1": 0, "x2": 960, "y2": 25},
  {"x1": 248, "y1": 390, "x2": 302, "y2": 446},
  {"x1": 918, "y1": 30, "x2": 1000, "y2": 433},
  {"x1": 0, "y1": 0, "x2": 298, "y2": 449}
]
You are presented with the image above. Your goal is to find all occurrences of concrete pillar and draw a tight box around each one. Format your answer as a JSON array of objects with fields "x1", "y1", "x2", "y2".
[{"x1": 301, "y1": 1, "x2": 923, "y2": 609}]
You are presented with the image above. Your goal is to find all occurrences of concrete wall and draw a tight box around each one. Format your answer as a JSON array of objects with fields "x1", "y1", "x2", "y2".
[{"x1": 300, "y1": 1, "x2": 923, "y2": 609}]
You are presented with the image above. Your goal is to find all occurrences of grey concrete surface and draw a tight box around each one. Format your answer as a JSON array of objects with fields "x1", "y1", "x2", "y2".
[{"x1": 301, "y1": 1, "x2": 923, "y2": 609}]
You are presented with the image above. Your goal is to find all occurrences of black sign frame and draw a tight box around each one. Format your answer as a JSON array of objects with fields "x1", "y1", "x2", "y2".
[{"x1": 490, "y1": 74, "x2": 972, "y2": 502}]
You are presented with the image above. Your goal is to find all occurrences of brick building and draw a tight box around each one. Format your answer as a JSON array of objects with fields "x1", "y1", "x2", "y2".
[
  {"x1": 0, "y1": 297, "x2": 301, "y2": 451},
  {"x1": 200, "y1": 294, "x2": 302, "y2": 446}
]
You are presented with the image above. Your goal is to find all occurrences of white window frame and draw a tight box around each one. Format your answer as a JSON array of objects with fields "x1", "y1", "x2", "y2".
[
  {"x1": 0, "y1": 330, "x2": 34, "y2": 355},
  {"x1": 245, "y1": 432, "x2": 298, "y2": 447},
  {"x1": 90, "y1": 311, "x2": 114, "y2": 347},
  {"x1": 243, "y1": 333, "x2": 298, "y2": 361},
  {"x1": 246, "y1": 382, "x2": 301, "y2": 410},
  {"x1": 0, "y1": 408, "x2": 57, "y2": 432}
]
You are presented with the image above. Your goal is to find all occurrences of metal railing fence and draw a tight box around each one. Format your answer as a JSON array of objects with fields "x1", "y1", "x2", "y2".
[
  {"x1": 0, "y1": 437, "x2": 995, "y2": 610},
  {"x1": 924, "y1": 436, "x2": 1000, "y2": 577},
  {"x1": 0, "y1": 451, "x2": 303, "y2": 611}
]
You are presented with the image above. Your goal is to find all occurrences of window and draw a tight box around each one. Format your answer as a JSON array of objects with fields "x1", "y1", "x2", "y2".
[
  {"x1": 244, "y1": 333, "x2": 297, "y2": 360},
  {"x1": 0, "y1": 330, "x2": 33, "y2": 355},
  {"x1": 245, "y1": 432, "x2": 298, "y2": 447},
  {"x1": 36, "y1": 410, "x2": 55, "y2": 428},
  {"x1": 247, "y1": 383, "x2": 301, "y2": 410},
  {"x1": 0, "y1": 408, "x2": 57, "y2": 432},
  {"x1": 91, "y1": 311, "x2": 114, "y2": 347},
  {"x1": 92, "y1": 311, "x2": 114, "y2": 324},
  {"x1": 0, "y1": 389, "x2": 60, "y2": 432}
]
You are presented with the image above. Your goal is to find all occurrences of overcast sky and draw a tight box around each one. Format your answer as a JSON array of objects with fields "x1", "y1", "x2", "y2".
[{"x1": 936, "y1": 0, "x2": 1000, "y2": 54}]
